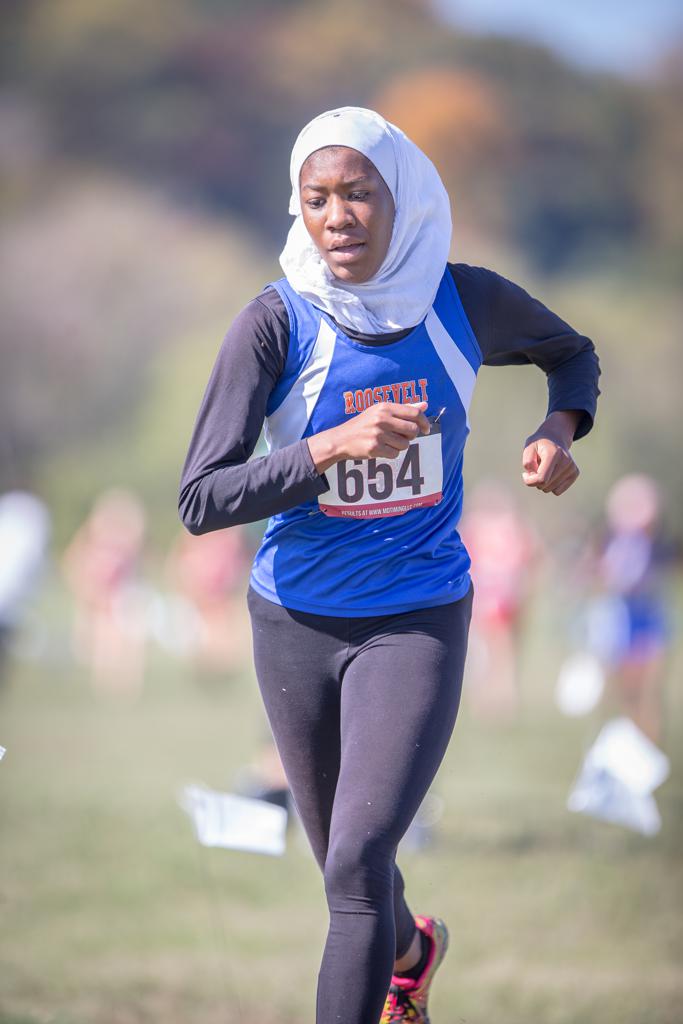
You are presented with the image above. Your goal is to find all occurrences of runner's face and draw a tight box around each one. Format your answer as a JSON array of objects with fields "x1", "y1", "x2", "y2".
[{"x1": 299, "y1": 147, "x2": 395, "y2": 284}]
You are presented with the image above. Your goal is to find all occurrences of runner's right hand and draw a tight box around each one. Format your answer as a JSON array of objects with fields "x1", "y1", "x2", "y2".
[{"x1": 308, "y1": 402, "x2": 430, "y2": 473}]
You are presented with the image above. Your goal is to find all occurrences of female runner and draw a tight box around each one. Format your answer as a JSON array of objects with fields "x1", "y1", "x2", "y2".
[{"x1": 179, "y1": 107, "x2": 601, "y2": 1024}]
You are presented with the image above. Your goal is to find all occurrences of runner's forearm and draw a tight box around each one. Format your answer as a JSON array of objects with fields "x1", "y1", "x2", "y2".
[
  {"x1": 452, "y1": 264, "x2": 601, "y2": 440},
  {"x1": 179, "y1": 439, "x2": 328, "y2": 533},
  {"x1": 178, "y1": 295, "x2": 328, "y2": 534}
]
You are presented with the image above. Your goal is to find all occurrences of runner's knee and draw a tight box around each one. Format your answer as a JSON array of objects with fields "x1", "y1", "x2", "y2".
[{"x1": 323, "y1": 834, "x2": 395, "y2": 905}]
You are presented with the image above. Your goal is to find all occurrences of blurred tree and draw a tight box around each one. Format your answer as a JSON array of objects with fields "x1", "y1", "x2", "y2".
[
  {"x1": 2, "y1": 0, "x2": 679, "y2": 275},
  {"x1": 639, "y1": 47, "x2": 683, "y2": 280},
  {"x1": 0, "y1": 177, "x2": 266, "y2": 489},
  {"x1": 374, "y1": 67, "x2": 513, "y2": 243}
]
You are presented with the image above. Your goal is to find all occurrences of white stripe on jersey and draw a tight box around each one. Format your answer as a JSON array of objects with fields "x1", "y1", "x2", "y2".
[
  {"x1": 265, "y1": 318, "x2": 338, "y2": 451},
  {"x1": 424, "y1": 309, "x2": 476, "y2": 428}
]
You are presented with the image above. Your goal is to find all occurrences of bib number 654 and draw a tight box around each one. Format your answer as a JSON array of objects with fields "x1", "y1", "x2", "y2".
[
  {"x1": 338, "y1": 445, "x2": 424, "y2": 502},
  {"x1": 318, "y1": 433, "x2": 443, "y2": 519}
]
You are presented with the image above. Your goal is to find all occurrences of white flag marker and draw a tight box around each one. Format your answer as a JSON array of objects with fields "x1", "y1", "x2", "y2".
[
  {"x1": 568, "y1": 717, "x2": 670, "y2": 836},
  {"x1": 179, "y1": 784, "x2": 287, "y2": 856},
  {"x1": 0, "y1": 746, "x2": 5, "y2": 761},
  {"x1": 568, "y1": 766, "x2": 663, "y2": 836}
]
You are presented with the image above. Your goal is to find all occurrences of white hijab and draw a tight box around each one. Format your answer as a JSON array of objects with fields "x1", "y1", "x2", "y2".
[{"x1": 279, "y1": 106, "x2": 452, "y2": 334}]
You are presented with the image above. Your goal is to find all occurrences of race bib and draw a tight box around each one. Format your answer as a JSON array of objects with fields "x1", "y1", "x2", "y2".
[{"x1": 319, "y1": 422, "x2": 443, "y2": 519}]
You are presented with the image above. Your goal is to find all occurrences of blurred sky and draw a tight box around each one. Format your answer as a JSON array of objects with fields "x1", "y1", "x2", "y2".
[{"x1": 434, "y1": 0, "x2": 683, "y2": 74}]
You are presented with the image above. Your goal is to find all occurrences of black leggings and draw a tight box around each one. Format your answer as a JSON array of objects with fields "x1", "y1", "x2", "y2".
[{"x1": 247, "y1": 584, "x2": 473, "y2": 1024}]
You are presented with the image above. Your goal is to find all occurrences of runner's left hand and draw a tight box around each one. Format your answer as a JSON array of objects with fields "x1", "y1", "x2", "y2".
[{"x1": 522, "y1": 411, "x2": 581, "y2": 496}]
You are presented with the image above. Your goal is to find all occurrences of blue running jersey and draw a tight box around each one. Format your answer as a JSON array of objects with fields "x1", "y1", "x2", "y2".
[{"x1": 250, "y1": 267, "x2": 482, "y2": 616}]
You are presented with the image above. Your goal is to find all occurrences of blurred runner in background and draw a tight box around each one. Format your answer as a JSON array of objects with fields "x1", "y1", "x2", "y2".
[
  {"x1": 0, "y1": 489, "x2": 51, "y2": 684},
  {"x1": 460, "y1": 480, "x2": 539, "y2": 718},
  {"x1": 585, "y1": 474, "x2": 674, "y2": 744},
  {"x1": 165, "y1": 526, "x2": 251, "y2": 677},
  {"x1": 234, "y1": 729, "x2": 292, "y2": 815},
  {"x1": 62, "y1": 488, "x2": 148, "y2": 697}
]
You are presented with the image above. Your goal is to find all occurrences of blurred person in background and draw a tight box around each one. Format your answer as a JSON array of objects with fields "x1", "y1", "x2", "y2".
[
  {"x1": 165, "y1": 526, "x2": 251, "y2": 677},
  {"x1": 0, "y1": 488, "x2": 51, "y2": 685},
  {"x1": 233, "y1": 728, "x2": 292, "y2": 816},
  {"x1": 459, "y1": 480, "x2": 540, "y2": 718},
  {"x1": 62, "y1": 487, "x2": 148, "y2": 698},
  {"x1": 178, "y1": 107, "x2": 600, "y2": 1024},
  {"x1": 585, "y1": 474, "x2": 674, "y2": 744}
]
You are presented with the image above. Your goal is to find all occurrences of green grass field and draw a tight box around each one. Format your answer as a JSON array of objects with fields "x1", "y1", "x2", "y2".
[{"x1": 1, "y1": 590, "x2": 681, "y2": 1024}]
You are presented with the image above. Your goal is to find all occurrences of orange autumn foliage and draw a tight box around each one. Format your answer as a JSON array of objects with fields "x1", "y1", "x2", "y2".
[{"x1": 373, "y1": 68, "x2": 509, "y2": 179}]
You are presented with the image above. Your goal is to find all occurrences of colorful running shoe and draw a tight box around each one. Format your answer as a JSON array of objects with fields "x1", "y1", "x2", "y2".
[{"x1": 380, "y1": 915, "x2": 449, "y2": 1023}]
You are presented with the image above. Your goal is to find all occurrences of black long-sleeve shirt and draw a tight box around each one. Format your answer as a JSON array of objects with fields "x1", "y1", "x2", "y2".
[{"x1": 179, "y1": 263, "x2": 601, "y2": 534}]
